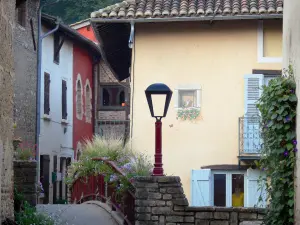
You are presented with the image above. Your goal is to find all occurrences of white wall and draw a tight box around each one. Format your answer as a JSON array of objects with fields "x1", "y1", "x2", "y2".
[
  {"x1": 283, "y1": 1, "x2": 300, "y2": 223},
  {"x1": 40, "y1": 26, "x2": 74, "y2": 203}
]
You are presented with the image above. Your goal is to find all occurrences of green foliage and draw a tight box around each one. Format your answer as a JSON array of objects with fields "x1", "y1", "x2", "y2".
[
  {"x1": 66, "y1": 136, "x2": 153, "y2": 198},
  {"x1": 41, "y1": 0, "x2": 119, "y2": 24},
  {"x1": 177, "y1": 107, "x2": 200, "y2": 121},
  {"x1": 256, "y1": 66, "x2": 297, "y2": 225},
  {"x1": 15, "y1": 201, "x2": 55, "y2": 225},
  {"x1": 14, "y1": 143, "x2": 36, "y2": 161}
]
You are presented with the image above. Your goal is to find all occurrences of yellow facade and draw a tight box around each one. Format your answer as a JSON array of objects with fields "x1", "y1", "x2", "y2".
[{"x1": 130, "y1": 20, "x2": 282, "y2": 201}]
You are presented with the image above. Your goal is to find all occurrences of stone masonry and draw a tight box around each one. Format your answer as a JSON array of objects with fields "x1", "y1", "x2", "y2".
[
  {"x1": 134, "y1": 176, "x2": 265, "y2": 225},
  {"x1": 14, "y1": 161, "x2": 37, "y2": 206},
  {"x1": 13, "y1": 0, "x2": 39, "y2": 144},
  {"x1": 0, "y1": 0, "x2": 16, "y2": 221}
]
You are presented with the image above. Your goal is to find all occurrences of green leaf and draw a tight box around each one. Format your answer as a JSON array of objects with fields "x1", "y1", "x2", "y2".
[
  {"x1": 289, "y1": 95, "x2": 297, "y2": 102},
  {"x1": 286, "y1": 143, "x2": 293, "y2": 150},
  {"x1": 271, "y1": 113, "x2": 278, "y2": 119}
]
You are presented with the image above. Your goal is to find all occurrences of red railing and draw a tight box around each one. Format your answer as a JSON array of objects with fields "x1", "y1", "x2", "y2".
[{"x1": 70, "y1": 158, "x2": 135, "y2": 225}]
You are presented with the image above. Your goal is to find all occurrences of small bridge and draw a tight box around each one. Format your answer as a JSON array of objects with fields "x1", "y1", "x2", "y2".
[{"x1": 69, "y1": 158, "x2": 135, "y2": 225}]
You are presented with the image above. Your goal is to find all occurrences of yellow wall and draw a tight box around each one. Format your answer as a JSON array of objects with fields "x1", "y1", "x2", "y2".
[{"x1": 131, "y1": 20, "x2": 282, "y2": 202}]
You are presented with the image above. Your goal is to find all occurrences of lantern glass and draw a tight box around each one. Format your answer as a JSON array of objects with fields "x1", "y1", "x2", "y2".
[{"x1": 151, "y1": 94, "x2": 167, "y2": 117}]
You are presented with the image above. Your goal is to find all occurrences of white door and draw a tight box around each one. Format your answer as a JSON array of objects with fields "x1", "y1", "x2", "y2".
[
  {"x1": 246, "y1": 168, "x2": 267, "y2": 207},
  {"x1": 191, "y1": 169, "x2": 212, "y2": 206}
]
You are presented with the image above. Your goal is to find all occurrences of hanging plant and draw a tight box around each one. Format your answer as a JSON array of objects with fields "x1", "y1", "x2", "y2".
[
  {"x1": 256, "y1": 65, "x2": 297, "y2": 225},
  {"x1": 177, "y1": 107, "x2": 200, "y2": 121}
]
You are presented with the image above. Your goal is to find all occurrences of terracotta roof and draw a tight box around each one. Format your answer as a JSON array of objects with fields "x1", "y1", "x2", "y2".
[{"x1": 91, "y1": 0, "x2": 283, "y2": 20}]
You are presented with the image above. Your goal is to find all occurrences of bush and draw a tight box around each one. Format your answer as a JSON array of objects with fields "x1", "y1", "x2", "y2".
[
  {"x1": 14, "y1": 142, "x2": 36, "y2": 161},
  {"x1": 256, "y1": 66, "x2": 297, "y2": 225},
  {"x1": 66, "y1": 135, "x2": 153, "y2": 195},
  {"x1": 15, "y1": 201, "x2": 54, "y2": 225}
]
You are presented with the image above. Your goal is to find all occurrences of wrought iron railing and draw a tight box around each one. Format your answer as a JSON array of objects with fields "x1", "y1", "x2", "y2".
[
  {"x1": 239, "y1": 116, "x2": 263, "y2": 155},
  {"x1": 96, "y1": 120, "x2": 130, "y2": 142}
]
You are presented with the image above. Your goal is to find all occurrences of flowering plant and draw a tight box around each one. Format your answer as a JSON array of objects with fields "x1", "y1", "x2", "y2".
[
  {"x1": 256, "y1": 66, "x2": 297, "y2": 225},
  {"x1": 14, "y1": 142, "x2": 36, "y2": 161},
  {"x1": 177, "y1": 107, "x2": 200, "y2": 120}
]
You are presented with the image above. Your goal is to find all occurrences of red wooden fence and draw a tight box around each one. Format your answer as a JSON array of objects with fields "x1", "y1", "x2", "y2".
[{"x1": 70, "y1": 158, "x2": 135, "y2": 225}]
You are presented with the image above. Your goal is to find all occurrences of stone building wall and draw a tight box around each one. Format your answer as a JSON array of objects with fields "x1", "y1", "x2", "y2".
[
  {"x1": 134, "y1": 176, "x2": 265, "y2": 225},
  {"x1": 13, "y1": 0, "x2": 39, "y2": 145},
  {"x1": 14, "y1": 161, "x2": 37, "y2": 206},
  {"x1": 0, "y1": 0, "x2": 16, "y2": 222}
]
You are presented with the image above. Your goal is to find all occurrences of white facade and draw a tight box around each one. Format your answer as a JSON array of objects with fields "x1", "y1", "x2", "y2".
[{"x1": 40, "y1": 26, "x2": 74, "y2": 203}]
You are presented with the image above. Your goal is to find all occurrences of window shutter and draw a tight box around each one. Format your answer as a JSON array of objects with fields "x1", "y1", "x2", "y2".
[
  {"x1": 245, "y1": 169, "x2": 267, "y2": 208},
  {"x1": 44, "y1": 73, "x2": 50, "y2": 115},
  {"x1": 244, "y1": 74, "x2": 264, "y2": 116},
  {"x1": 196, "y1": 89, "x2": 201, "y2": 108},
  {"x1": 191, "y1": 169, "x2": 212, "y2": 206},
  {"x1": 62, "y1": 80, "x2": 67, "y2": 119}
]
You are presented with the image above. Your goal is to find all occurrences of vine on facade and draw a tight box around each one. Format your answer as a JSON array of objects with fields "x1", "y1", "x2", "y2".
[{"x1": 256, "y1": 66, "x2": 297, "y2": 225}]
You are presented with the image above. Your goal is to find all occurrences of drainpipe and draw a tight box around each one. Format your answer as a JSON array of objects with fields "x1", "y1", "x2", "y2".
[
  {"x1": 36, "y1": 0, "x2": 60, "y2": 190},
  {"x1": 128, "y1": 22, "x2": 135, "y2": 148}
]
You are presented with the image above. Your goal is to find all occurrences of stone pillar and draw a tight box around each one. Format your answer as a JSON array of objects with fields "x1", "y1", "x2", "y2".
[
  {"x1": 134, "y1": 176, "x2": 190, "y2": 225},
  {"x1": 14, "y1": 160, "x2": 37, "y2": 206}
]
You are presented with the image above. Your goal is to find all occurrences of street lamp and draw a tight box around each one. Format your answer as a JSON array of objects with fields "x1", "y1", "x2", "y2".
[{"x1": 145, "y1": 83, "x2": 172, "y2": 176}]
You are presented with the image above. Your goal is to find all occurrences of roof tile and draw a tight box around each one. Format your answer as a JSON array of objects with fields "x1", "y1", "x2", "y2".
[{"x1": 91, "y1": 0, "x2": 283, "y2": 20}]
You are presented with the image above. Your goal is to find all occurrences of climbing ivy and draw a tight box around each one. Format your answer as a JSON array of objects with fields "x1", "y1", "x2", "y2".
[{"x1": 256, "y1": 66, "x2": 297, "y2": 225}]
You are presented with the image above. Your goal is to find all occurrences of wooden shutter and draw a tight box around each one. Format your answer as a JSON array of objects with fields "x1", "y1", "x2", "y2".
[
  {"x1": 54, "y1": 34, "x2": 60, "y2": 63},
  {"x1": 245, "y1": 169, "x2": 267, "y2": 208},
  {"x1": 62, "y1": 80, "x2": 67, "y2": 119},
  {"x1": 191, "y1": 169, "x2": 212, "y2": 206},
  {"x1": 44, "y1": 73, "x2": 50, "y2": 115},
  {"x1": 244, "y1": 74, "x2": 264, "y2": 116}
]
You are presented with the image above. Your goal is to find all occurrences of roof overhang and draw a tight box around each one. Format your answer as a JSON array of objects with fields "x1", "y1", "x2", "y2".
[{"x1": 91, "y1": 14, "x2": 282, "y2": 81}]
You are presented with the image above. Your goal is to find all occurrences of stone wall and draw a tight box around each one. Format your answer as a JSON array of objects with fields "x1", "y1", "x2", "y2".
[
  {"x1": 14, "y1": 161, "x2": 37, "y2": 206},
  {"x1": 134, "y1": 177, "x2": 265, "y2": 225},
  {"x1": 13, "y1": 0, "x2": 39, "y2": 144},
  {"x1": 0, "y1": 0, "x2": 16, "y2": 222}
]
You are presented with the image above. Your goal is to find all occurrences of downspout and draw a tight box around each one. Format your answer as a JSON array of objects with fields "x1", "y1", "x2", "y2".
[
  {"x1": 128, "y1": 22, "x2": 135, "y2": 148},
  {"x1": 92, "y1": 57, "x2": 101, "y2": 135},
  {"x1": 36, "y1": 0, "x2": 60, "y2": 188}
]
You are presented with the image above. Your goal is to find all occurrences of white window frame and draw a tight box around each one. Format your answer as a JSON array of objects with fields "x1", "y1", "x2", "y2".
[
  {"x1": 85, "y1": 79, "x2": 92, "y2": 124},
  {"x1": 211, "y1": 170, "x2": 246, "y2": 207},
  {"x1": 174, "y1": 84, "x2": 201, "y2": 109},
  {"x1": 257, "y1": 21, "x2": 282, "y2": 63}
]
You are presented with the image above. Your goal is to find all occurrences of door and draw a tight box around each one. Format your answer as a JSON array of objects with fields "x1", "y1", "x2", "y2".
[
  {"x1": 246, "y1": 168, "x2": 267, "y2": 207},
  {"x1": 191, "y1": 169, "x2": 212, "y2": 206},
  {"x1": 41, "y1": 155, "x2": 50, "y2": 204}
]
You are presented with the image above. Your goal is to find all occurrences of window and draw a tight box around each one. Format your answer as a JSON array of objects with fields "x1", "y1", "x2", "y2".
[
  {"x1": 16, "y1": 0, "x2": 27, "y2": 27},
  {"x1": 191, "y1": 169, "x2": 266, "y2": 208},
  {"x1": 179, "y1": 90, "x2": 197, "y2": 108},
  {"x1": 100, "y1": 86, "x2": 126, "y2": 107},
  {"x1": 257, "y1": 20, "x2": 282, "y2": 63},
  {"x1": 44, "y1": 73, "x2": 50, "y2": 115},
  {"x1": 85, "y1": 81, "x2": 92, "y2": 123},
  {"x1": 54, "y1": 33, "x2": 60, "y2": 64},
  {"x1": 174, "y1": 85, "x2": 201, "y2": 108},
  {"x1": 62, "y1": 80, "x2": 67, "y2": 120},
  {"x1": 76, "y1": 75, "x2": 83, "y2": 120}
]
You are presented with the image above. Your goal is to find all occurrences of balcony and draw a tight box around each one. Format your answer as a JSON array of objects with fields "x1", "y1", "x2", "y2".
[
  {"x1": 238, "y1": 116, "x2": 263, "y2": 162},
  {"x1": 96, "y1": 120, "x2": 130, "y2": 143}
]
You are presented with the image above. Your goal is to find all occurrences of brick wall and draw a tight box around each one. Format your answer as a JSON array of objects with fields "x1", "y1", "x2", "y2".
[
  {"x1": 0, "y1": 0, "x2": 16, "y2": 222},
  {"x1": 134, "y1": 176, "x2": 265, "y2": 225},
  {"x1": 14, "y1": 161, "x2": 37, "y2": 206}
]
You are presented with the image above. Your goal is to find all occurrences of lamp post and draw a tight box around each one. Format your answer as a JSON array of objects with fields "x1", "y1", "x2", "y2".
[{"x1": 145, "y1": 83, "x2": 172, "y2": 176}]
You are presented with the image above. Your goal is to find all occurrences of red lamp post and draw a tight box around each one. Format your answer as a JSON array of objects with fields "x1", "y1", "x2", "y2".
[{"x1": 145, "y1": 83, "x2": 172, "y2": 176}]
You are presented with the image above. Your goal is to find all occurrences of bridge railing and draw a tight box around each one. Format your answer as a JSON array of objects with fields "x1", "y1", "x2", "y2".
[{"x1": 70, "y1": 157, "x2": 135, "y2": 225}]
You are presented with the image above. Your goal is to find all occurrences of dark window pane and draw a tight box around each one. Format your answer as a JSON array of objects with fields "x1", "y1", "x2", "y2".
[
  {"x1": 119, "y1": 91, "x2": 125, "y2": 105},
  {"x1": 214, "y1": 174, "x2": 226, "y2": 206},
  {"x1": 62, "y1": 80, "x2": 67, "y2": 119},
  {"x1": 54, "y1": 34, "x2": 60, "y2": 63},
  {"x1": 44, "y1": 73, "x2": 50, "y2": 115},
  {"x1": 232, "y1": 174, "x2": 244, "y2": 207},
  {"x1": 103, "y1": 88, "x2": 110, "y2": 106}
]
